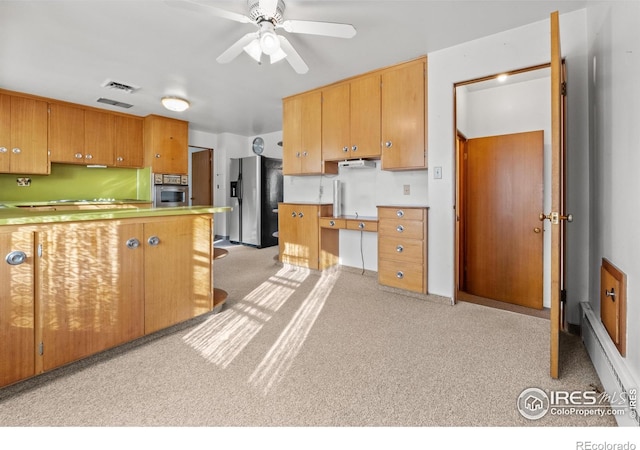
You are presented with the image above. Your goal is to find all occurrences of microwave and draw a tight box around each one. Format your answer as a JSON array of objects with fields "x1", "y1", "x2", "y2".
[{"x1": 154, "y1": 184, "x2": 188, "y2": 207}]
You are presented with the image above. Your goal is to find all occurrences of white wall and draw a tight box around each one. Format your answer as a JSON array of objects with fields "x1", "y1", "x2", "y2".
[
  {"x1": 458, "y1": 76, "x2": 552, "y2": 308},
  {"x1": 428, "y1": 9, "x2": 589, "y2": 309},
  {"x1": 587, "y1": 0, "x2": 640, "y2": 386}
]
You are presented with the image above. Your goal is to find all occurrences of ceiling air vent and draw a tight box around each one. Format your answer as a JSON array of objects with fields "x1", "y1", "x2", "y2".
[
  {"x1": 101, "y1": 79, "x2": 139, "y2": 94},
  {"x1": 97, "y1": 97, "x2": 133, "y2": 109}
]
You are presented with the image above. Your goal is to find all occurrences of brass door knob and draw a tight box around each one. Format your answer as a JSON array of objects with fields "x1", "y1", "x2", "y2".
[{"x1": 534, "y1": 227, "x2": 541, "y2": 234}]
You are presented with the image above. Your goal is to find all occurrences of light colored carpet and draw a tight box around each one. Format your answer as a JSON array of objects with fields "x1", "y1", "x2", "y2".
[{"x1": 0, "y1": 244, "x2": 615, "y2": 426}]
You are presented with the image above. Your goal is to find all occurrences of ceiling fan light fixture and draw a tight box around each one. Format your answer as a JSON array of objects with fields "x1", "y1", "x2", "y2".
[
  {"x1": 270, "y1": 47, "x2": 287, "y2": 64},
  {"x1": 161, "y1": 96, "x2": 190, "y2": 112},
  {"x1": 243, "y1": 39, "x2": 262, "y2": 62},
  {"x1": 259, "y1": 22, "x2": 280, "y2": 55}
]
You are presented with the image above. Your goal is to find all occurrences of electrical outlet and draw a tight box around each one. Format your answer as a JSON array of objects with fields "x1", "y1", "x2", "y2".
[
  {"x1": 403, "y1": 184, "x2": 410, "y2": 195},
  {"x1": 17, "y1": 177, "x2": 31, "y2": 186},
  {"x1": 319, "y1": 185, "x2": 323, "y2": 195}
]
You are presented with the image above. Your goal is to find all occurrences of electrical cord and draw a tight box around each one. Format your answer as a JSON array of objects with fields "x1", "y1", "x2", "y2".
[{"x1": 360, "y1": 230, "x2": 365, "y2": 275}]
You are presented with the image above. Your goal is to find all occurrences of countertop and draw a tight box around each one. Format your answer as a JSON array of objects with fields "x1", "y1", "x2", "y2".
[{"x1": 0, "y1": 200, "x2": 232, "y2": 226}]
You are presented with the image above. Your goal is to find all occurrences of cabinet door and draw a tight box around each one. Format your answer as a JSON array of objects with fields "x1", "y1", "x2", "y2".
[
  {"x1": 350, "y1": 73, "x2": 381, "y2": 159},
  {"x1": 282, "y1": 97, "x2": 302, "y2": 175},
  {"x1": 84, "y1": 109, "x2": 115, "y2": 166},
  {"x1": 278, "y1": 204, "x2": 319, "y2": 269},
  {"x1": 0, "y1": 94, "x2": 11, "y2": 172},
  {"x1": 144, "y1": 115, "x2": 188, "y2": 174},
  {"x1": 114, "y1": 115, "x2": 143, "y2": 168},
  {"x1": 38, "y1": 221, "x2": 145, "y2": 372},
  {"x1": 278, "y1": 203, "x2": 300, "y2": 264},
  {"x1": 144, "y1": 215, "x2": 212, "y2": 334},
  {"x1": 0, "y1": 230, "x2": 35, "y2": 387},
  {"x1": 322, "y1": 83, "x2": 350, "y2": 161},
  {"x1": 381, "y1": 59, "x2": 426, "y2": 170},
  {"x1": 0, "y1": 95, "x2": 48, "y2": 174},
  {"x1": 49, "y1": 103, "x2": 86, "y2": 164},
  {"x1": 300, "y1": 91, "x2": 322, "y2": 174}
]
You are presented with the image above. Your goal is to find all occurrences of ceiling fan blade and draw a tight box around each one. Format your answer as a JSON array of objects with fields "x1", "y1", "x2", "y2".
[
  {"x1": 280, "y1": 20, "x2": 356, "y2": 39},
  {"x1": 217, "y1": 32, "x2": 259, "y2": 64},
  {"x1": 259, "y1": 0, "x2": 278, "y2": 17},
  {"x1": 278, "y1": 35, "x2": 308, "y2": 74},
  {"x1": 165, "y1": 0, "x2": 252, "y2": 24}
]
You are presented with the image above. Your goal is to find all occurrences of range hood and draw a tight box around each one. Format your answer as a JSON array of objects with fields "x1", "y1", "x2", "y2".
[{"x1": 338, "y1": 159, "x2": 376, "y2": 169}]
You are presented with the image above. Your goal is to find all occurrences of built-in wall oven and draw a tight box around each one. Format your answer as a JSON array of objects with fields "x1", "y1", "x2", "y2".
[{"x1": 153, "y1": 173, "x2": 189, "y2": 207}]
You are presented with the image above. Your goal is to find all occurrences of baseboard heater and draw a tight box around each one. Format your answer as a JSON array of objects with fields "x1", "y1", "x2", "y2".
[{"x1": 581, "y1": 302, "x2": 639, "y2": 426}]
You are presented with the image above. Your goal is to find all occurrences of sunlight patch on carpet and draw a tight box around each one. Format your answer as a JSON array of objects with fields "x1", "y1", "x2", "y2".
[{"x1": 183, "y1": 265, "x2": 310, "y2": 368}]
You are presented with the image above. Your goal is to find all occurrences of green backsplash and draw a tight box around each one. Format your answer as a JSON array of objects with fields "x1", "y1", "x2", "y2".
[{"x1": 0, "y1": 164, "x2": 152, "y2": 202}]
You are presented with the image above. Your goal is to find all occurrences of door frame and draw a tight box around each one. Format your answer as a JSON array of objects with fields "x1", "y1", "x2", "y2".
[
  {"x1": 189, "y1": 146, "x2": 213, "y2": 207},
  {"x1": 453, "y1": 62, "x2": 550, "y2": 316}
]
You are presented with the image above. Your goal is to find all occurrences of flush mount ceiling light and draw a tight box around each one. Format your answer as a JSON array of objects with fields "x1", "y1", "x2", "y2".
[{"x1": 161, "y1": 96, "x2": 190, "y2": 112}]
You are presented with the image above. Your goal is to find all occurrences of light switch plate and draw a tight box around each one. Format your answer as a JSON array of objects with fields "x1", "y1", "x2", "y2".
[
  {"x1": 403, "y1": 184, "x2": 410, "y2": 195},
  {"x1": 434, "y1": 167, "x2": 442, "y2": 179}
]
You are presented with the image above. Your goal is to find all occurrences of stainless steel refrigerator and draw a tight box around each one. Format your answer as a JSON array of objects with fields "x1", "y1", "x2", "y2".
[{"x1": 229, "y1": 155, "x2": 282, "y2": 248}]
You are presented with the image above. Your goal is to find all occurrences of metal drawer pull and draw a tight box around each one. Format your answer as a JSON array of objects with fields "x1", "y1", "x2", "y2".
[
  {"x1": 126, "y1": 238, "x2": 140, "y2": 249},
  {"x1": 396, "y1": 210, "x2": 404, "y2": 217},
  {"x1": 12, "y1": 147, "x2": 21, "y2": 154},
  {"x1": 606, "y1": 288, "x2": 616, "y2": 300},
  {"x1": 385, "y1": 141, "x2": 393, "y2": 148},
  {"x1": 352, "y1": 145, "x2": 358, "y2": 152},
  {"x1": 85, "y1": 154, "x2": 93, "y2": 160},
  {"x1": 396, "y1": 245, "x2": 404, "y2": 253},
  {"x1": 147, "y1": 236, "x2": 160, "y2": 246},
  {"x1": 74, "y1": 153, "x2": 83, "y2": 159},
  {"x1": 0, "y1": 147, "x2": 7, "y2": 153},
  {"x1": 396, "y1": 225, "x2": 404, "y2": 233},
  {"x1": 298, "y1": 212, "x2": 304, "y2": 218},
  {"x1": 396, "y1": 271, "x2": 404, "y2": 279},
  {"x1": 291, "y1": 211, "x2": 297, "y2": 218},
  {"x1": 155, "y1": 153, "x2": 161, "y2": 158},
  {"x1": 329, "y1": 220, "x2": 335, "y2": 226},
  {"x1": 343, "y1": 147, "x2": 349, "y2": 153},
  {"x1": 358, "y1": 222, "x2": 365, "y2": 229},
  {"x1": 5, "y1": 251, "x2": 27, "y2": 265}
]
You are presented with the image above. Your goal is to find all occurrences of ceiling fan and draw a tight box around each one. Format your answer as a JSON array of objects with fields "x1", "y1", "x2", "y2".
[{"x1": 167, "y1": 0, "x2": 357, "y2": 74}]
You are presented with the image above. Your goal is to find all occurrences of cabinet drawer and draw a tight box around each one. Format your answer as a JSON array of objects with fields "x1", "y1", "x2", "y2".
[
  {"x1": 320, "y1": 218, "x2": 346, "y2": 229},
  {"x1": 346, "y1": 220, "x2": 378, "y2": 232},
  {"x1": 378, "y1": 219, "x2": 424, "y2": 240},
  {"x1": 378, "y1": 207, "x2": 425, "y2": 221},
  {"x1": 379, "y1": 236, "x2": 424, "y2": 263},
  {"x1": 378, "y1": 259, "x2": 425, "y2": 293}
]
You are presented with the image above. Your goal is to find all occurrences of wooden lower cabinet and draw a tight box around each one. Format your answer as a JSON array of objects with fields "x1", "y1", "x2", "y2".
[
  {"x1": 38, "y1": 220, "x2": 145, "y2": 372},
  {"x1": 143, "y1": 215, "x2": 212, "y2": 334},
  {"x1": 377, "y1": 206, "x2": 428, "y2": 294},
  {"x1": 0, "y1": 228, "x2": 35, "y2": 387},
  {"x1": 0, "y1": 214, "x2": 214, "y2": 385},
  {"x1": 278, "y1": 203, "x2": 332, "y2": 270}
]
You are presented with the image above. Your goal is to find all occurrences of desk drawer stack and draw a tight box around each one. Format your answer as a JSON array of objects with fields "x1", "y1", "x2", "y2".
[{"x1": 377, "y1": 206, "x2": 428, "y2": 294}]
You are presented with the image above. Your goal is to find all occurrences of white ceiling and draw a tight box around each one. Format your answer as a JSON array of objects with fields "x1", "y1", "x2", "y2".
[{"x1": 0, "y1": 0, "x2": 585, "y2": 137}]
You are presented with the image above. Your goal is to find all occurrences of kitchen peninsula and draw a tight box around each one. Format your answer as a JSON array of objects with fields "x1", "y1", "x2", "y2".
[{"x1": 0, "y1": 202, "x2": 230, "y2": 388}]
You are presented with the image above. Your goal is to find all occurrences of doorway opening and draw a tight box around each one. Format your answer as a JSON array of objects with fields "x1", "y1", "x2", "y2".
[{"x1": 454, "y1": 64, "x2": 552, "y2": 319}]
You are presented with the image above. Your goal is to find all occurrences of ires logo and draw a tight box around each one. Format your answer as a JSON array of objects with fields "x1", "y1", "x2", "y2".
[{"x1": 517, "y1": 387, "x2": 637, "y2": 420}]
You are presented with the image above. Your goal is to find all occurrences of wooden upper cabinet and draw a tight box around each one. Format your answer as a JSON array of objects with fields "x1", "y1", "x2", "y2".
[
  {"x1": 143, "y1": 115, "x2": 188, "y2": 174},
  {"x1": 322, "y1": 74, "x2": 381, "y2": 161},
  {"x1": 0, "y1": 93, "x2": 49, "y2": 174},
  {"x1": 84, "y1": 109, "x2": 115, "y2": 166},
  {"x1": 380, "y1": 57, "x2": 427, "y2": 170},
  {"x1": 114, "y1": 115, "x2": 143, "y2": 168},
  {"x1": 282, "y1": 91, "x2": 331, "y2": 176},
  {"x1": 48, "y1": 103, "x2": 86, "y2": 164}
]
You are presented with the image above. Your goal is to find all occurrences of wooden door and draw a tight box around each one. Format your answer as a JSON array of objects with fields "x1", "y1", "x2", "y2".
[
  {"x1": 191, "y1": 149, "x2": 212, "y2": 206},
  {"x1": 39, "y1": 221, "x2": 144, "y2": 372},
  {"x1": 0, "y1": 94, "x2": 10, "y2": 172},
  {"x1": 321, "y1": 82, "x2": 350, "y2": 161},
  {"x1": 300, "y1": 91, "x2": 322, "y2": 174},
  {"x1": 282, "y1": 97, "x2": 301, "y2": 175},
  {"x1": 549, "y1": 10, "x2": 564, "y2": 379},
  {"x1": 84, "y1": 109, "x2": 115, "y2": 165},
  {"x1": 381, "y1": 58, "x2": 426, "y2": 170},
  {"x1": 143, "y1": 216, "x2": 212, "y2": 334},
  {"x1": 10, "y1": 96, "x2": 48, "y2": 174},
  {"x1": 49, "y1": 103, "x2": 85, "y2": 164},
  {"x1": 351, "y1": 73, "x2": 382, "y2": 159},
  {"x1": 114, "y1": 115, "x2": 143, "y2": 168},
  {"x1": 464, "y1": 131, "x2": 544, "y2": 309},
  {"x1": 0, "y1": 229, "x2": 35, "y2": 387}
]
